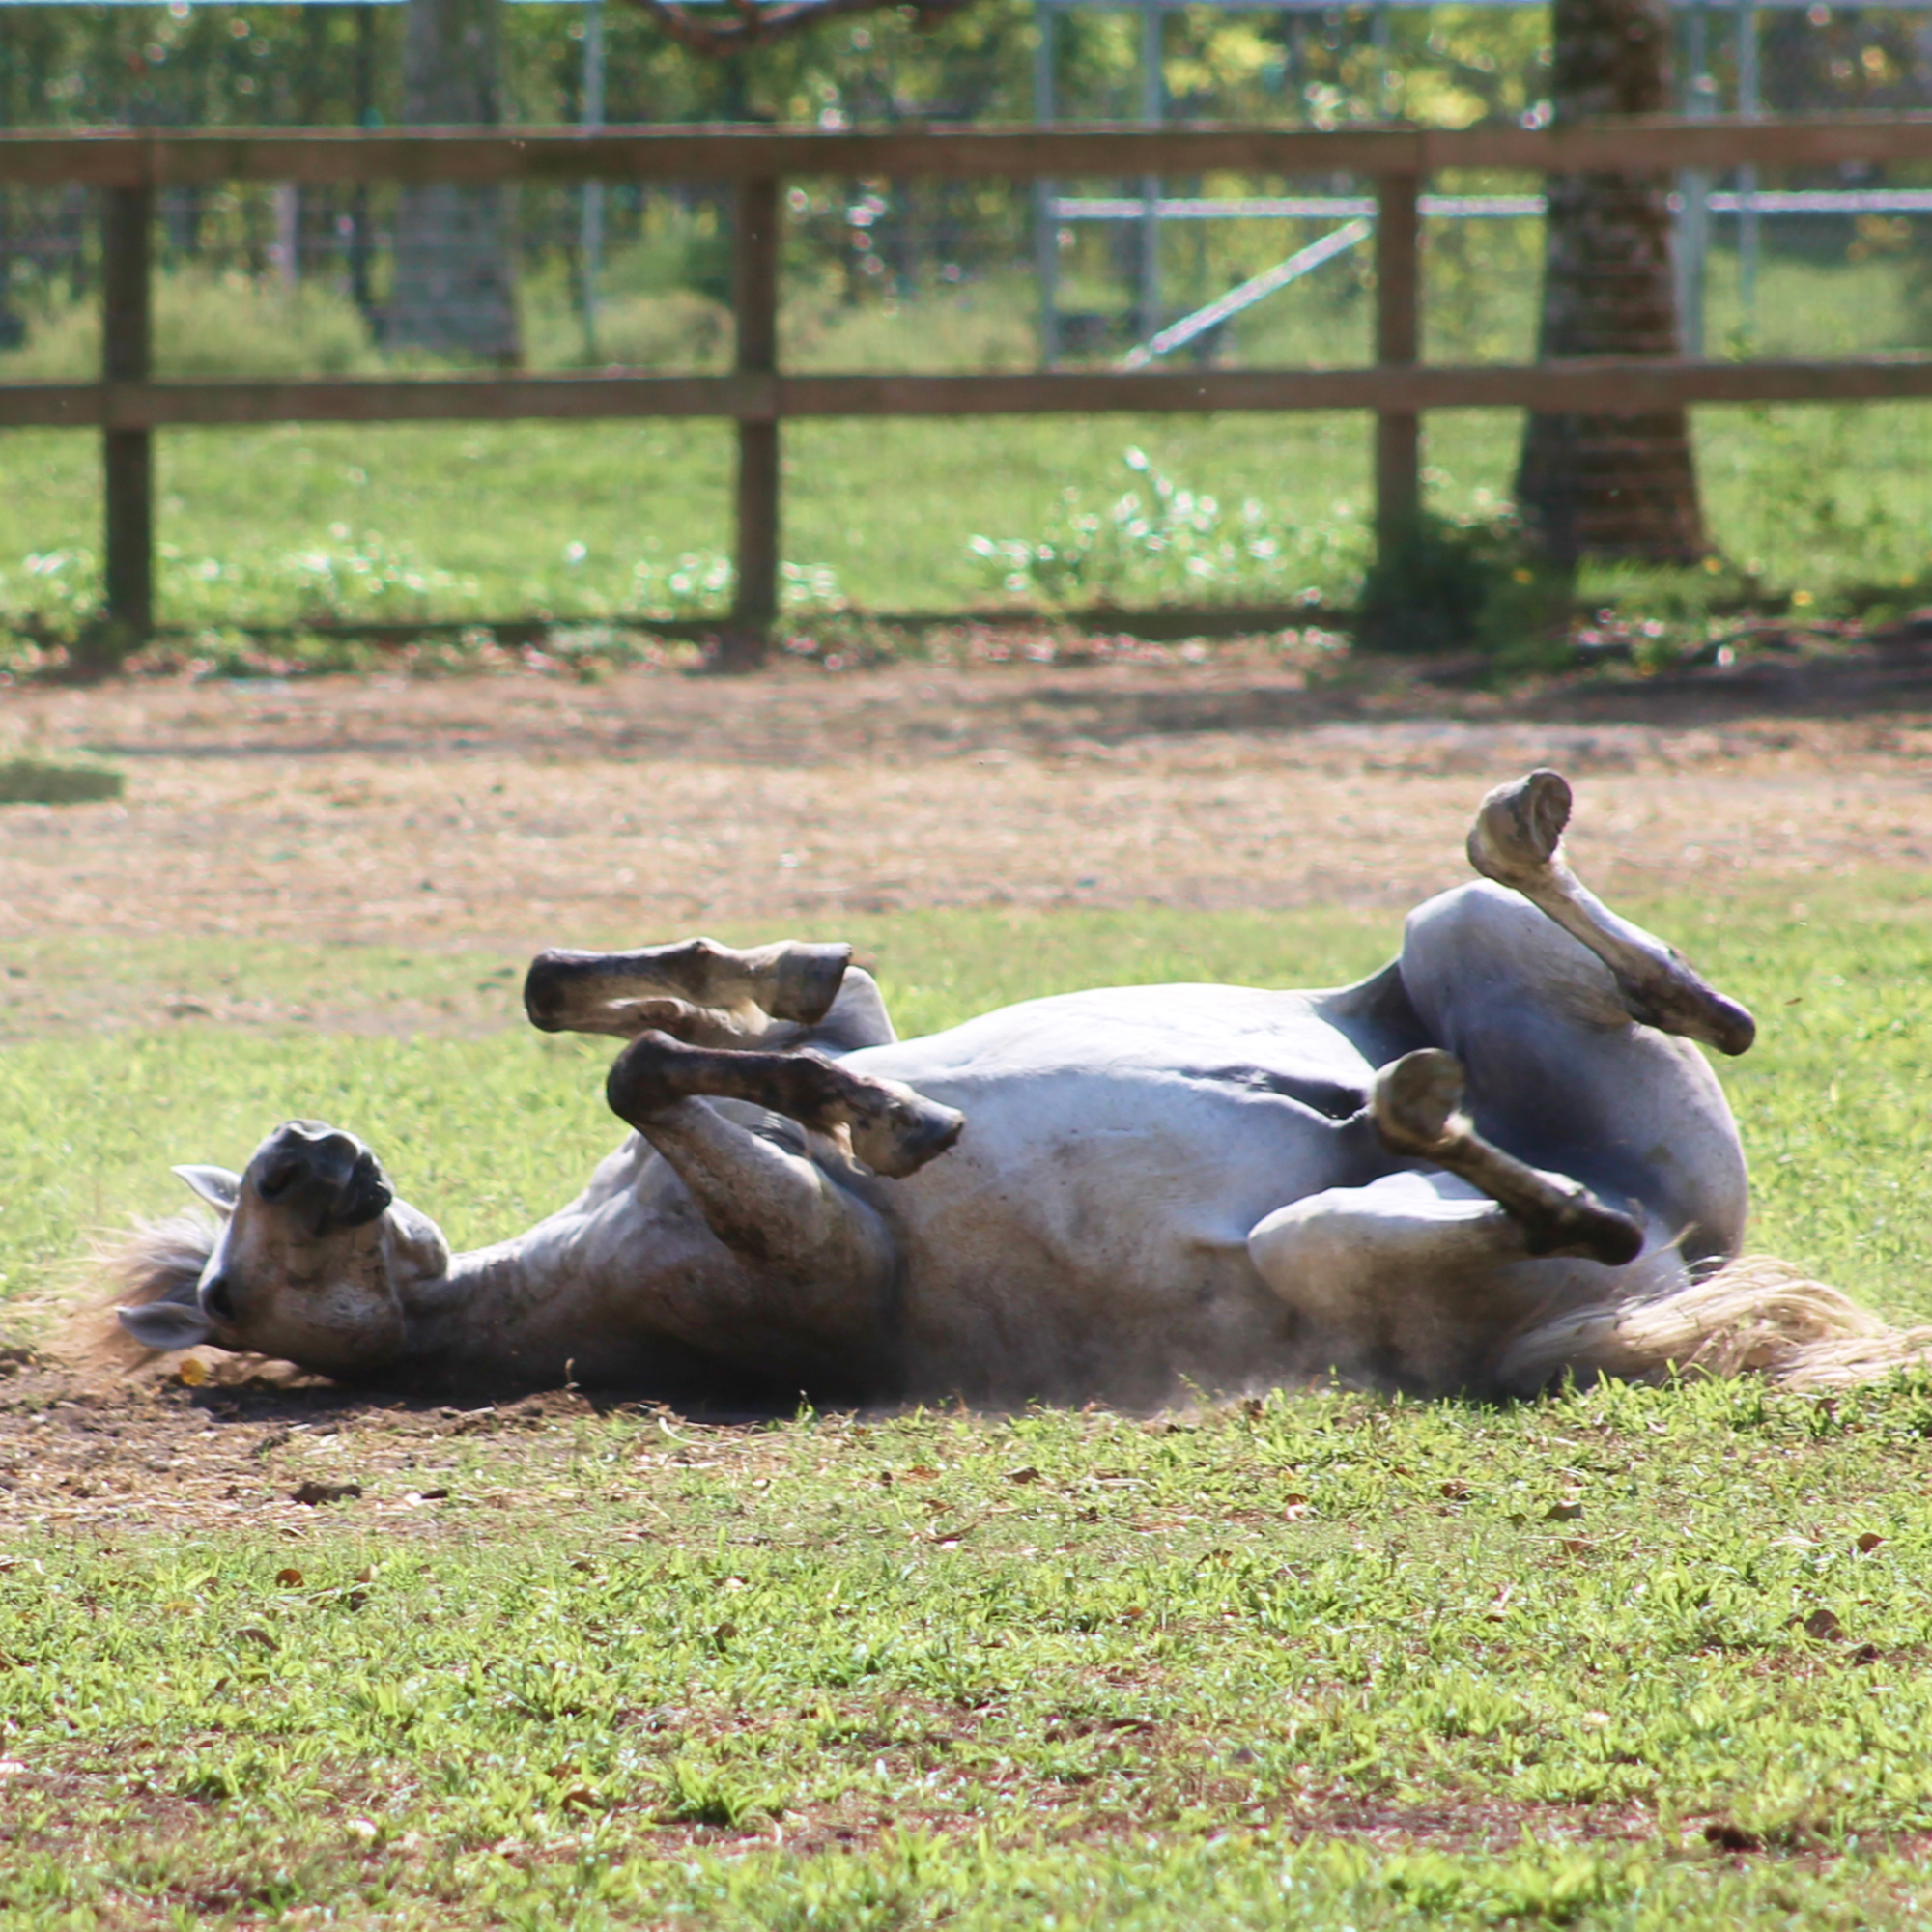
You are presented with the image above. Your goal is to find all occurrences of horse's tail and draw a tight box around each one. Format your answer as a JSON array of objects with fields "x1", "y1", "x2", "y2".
[{"x1": 1494, "y1": 1253, "x2": 1932, "y2": 1394}]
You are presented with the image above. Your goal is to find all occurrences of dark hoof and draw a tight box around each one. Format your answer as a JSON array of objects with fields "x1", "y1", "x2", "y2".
[
  {"x1": 1467, "y1": 769, "x2": 1573, "y2": 887},
  {"x1": 1622, "y1": 976, "x2": 1757, "y2": 1059},
  {"x1": 1528, "y1": 1185, "x2": 1646, "y2": 1267},
  {"x1": 852, "y1": 1094, "x2": 966, "y2": 1179},
  {"x1": 769, "y1": 943, "x2": 853, "y2": 1026},
  {"x1": 523, "y1": 949, "x2": 589, "y2": 1033},
  {"x1": 605, "y1": 1031, "x2": 679, "y2": 1124},
  {"x1": 1372, "y1": 1049, "x2": 1466, "y2": 1155}
]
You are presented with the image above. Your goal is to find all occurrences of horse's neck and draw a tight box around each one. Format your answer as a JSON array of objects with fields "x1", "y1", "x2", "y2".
[{"x1": 400, "y1": 1235, "x2": 558, "y2": 1363}]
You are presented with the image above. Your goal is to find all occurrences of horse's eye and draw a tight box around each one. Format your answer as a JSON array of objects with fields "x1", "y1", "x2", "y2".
[{"x1": 258, "y1": 1163, "x2": 299, "y2": 1201}]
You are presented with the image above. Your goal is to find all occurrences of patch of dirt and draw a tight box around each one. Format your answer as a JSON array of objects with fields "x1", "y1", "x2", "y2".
[
  {"x1": 0, "y1": 1362, "x2": 615, "y2": 1539},
  {"x1": 0, "y1": 655, "x2": 1929, "y2": 1018}
]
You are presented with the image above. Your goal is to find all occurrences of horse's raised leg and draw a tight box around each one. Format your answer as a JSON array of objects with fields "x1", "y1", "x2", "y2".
[
  {"x1": 1372, "y1": 1047, "x2": 1642, "y2": 1264},
  {"x1": 525, "y1": 938, "x2": 894, "y2": 1050},
  {"x1": 1466, "y1": 769, "x2": 1755, "y2": 1055},
  {"x1": 1246, "y1": 1170, "x2": 1680, "y2": 1396},
  {"x1": 1392, "y1": 870, "x2": 1750, "y2": 1268},
  {"x1": 606, "y1": 1031, "x2": 964, "y2": 1179}
]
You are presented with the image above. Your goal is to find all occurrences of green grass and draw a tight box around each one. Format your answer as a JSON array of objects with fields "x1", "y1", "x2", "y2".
[
  {"x1": 0, "y1": 253, "x2": 1928, "y2": 625},
  {"x1": 12, "y1": 1380, "x2": 1932, "y2": 1926},
  {"x1": 5, "y1": 891, "x2": 1932, "y2": 1927}
]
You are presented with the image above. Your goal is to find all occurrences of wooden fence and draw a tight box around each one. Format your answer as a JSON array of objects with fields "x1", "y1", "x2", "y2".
[{"x1": 5, "y1": 113, "x2": 1932, "y2": 652}]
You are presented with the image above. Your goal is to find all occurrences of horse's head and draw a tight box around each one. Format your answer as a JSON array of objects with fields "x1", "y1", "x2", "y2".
[{"x1": 117, "y1": 1121, "x2": 450, "y2": 1378}]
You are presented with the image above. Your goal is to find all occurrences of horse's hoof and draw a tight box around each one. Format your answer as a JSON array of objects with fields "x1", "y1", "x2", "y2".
[
  {"x1": 768, "y1": 943, "x2": 853, "y2": 1025},
  {"x1": 853, "y1": 1092, "x2": 966, "y2": 1179},
  {"x1": 1528, "y1": 1182, "x2": 1646, "y2": 1267},
  {"x1": 1617, "y1": 972, "x2": 1758, "y2": 1059},
  {"x1": 1467, "y1": 769, "x2": 1572, "y2": 888},
  {"x1": 1372, "y1": 1049, "x2": 1465, "y2": 1156}
]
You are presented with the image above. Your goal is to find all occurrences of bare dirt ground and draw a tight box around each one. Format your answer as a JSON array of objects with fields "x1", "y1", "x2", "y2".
[{"x1": 2, "y1": 648, "x2": 1931, "y2": 995}]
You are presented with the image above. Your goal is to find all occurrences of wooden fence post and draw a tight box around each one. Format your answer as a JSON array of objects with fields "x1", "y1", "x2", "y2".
[
  {"x1": 1373, "y1": 171, "x2": 1420, "y2": 557},
  {"x1": 100, "y1": 182, "x2": 155, "y2": 656},
  {"x1": 726, "y1": 174, "x2": 781, "y2": 667}
]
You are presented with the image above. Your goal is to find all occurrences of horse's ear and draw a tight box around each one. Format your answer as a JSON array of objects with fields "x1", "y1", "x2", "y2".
[
  {"x1": 117, "y1": 1300, "x2": 214, "y2": 1351},
  {"x1": 173, "y1": 1165, "x2": 242, "y2": 1215}
]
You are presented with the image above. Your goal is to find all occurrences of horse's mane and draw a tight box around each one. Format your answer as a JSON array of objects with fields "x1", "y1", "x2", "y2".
[{"x1": 51, "y1": 1211, "x2": 222, "y2": 1373}]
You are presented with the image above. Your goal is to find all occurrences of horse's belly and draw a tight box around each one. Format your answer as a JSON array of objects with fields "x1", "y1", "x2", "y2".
[{"x1": 849, "y1": 994, "x2": 1383, "y2": 1402}]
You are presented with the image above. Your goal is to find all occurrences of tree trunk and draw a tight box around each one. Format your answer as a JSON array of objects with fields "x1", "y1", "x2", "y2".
[
  {"x1": 1515, "y1": 0, "x2": 1706, "y2": 566},
  {"x1": 387, "y1": 0, "x2": 520, "y2": 363}
]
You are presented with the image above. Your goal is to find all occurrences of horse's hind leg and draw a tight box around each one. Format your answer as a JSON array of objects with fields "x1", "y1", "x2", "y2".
[
  {"x1": 1372, "y1": 1047, "x2": 1642, "y2": 1264},
  {"x1": 525, "y1": 938, "x2": 895, "y2": 1050},
  {"x1": 1247, "y1": 1169, "x2": 1670, "y2": 1395},
  {"x1": 1467, "y1": 770, "x2": 1755, "y2": 1056},
  {"x1": 1397, "y1": 876, "x2": 1749, "y2": 1267}
]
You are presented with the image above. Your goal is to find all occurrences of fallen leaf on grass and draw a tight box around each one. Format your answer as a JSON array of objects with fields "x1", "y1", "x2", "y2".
[
  {"x1": 236, "y1": 1626, "x2": 277, "y2": 1651},
  {"x1": 1798, "y1": 1606, "x2": 1845, "y2": 1642},
  {"x1": 291, "y1": 1481, "x2": 362, "y2": 1507},
  {"x1": 1007, "y1": 1466, "x2": 1041, "y2": 1485},
  {"x1": 1856, "y1": 1531, "x2": 1885, "y2": 1553},
  {"x1": 1439, "y1": 1481, "x2": 1470, "y2": 1501},
  {"x1": 1850, "y1": 1642, "x2": 1882, "y2": 1665},
  {"x1": 175, "y1": 1358, "x2": 207, "y2": 1387},
  {"x1": 1282, "y1": 1493, "x2": 1310, "y2": 1520},
  {"x1": 274, "y1": 1568, "x2": 304, "y2": 1587},
  {"x1": 1545, "y1": 1500, "x2": 1584, "y2": 1522},
  {"x1": 1560, "y1": 1537, "x2": 1593, "y2": 1556}
]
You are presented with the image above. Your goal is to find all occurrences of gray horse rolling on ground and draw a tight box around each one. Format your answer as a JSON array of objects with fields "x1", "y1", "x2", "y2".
[{"x1": 110, "y1": 770, "x2": 1921, "y2": 1404}]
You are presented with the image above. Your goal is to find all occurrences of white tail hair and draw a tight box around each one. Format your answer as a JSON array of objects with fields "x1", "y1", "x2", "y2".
[{"x1": 1497, "y1": 1254, "x2": 1932, "y2": 1394}]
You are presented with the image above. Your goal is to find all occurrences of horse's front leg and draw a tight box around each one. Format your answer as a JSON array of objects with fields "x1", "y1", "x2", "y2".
[
  {"x1": 588, "y1": 1092, "x2": 900, "y2": 1391},
  {"x1": 524, "y1": 937, "x2": 895, "y2": 1051},
  {"x1": 607, "y1": 1032, "x2": 963, "y2": 1180},
  {"x1": 596, "y1": 1034, "x2": 961, "y2": 1382}
]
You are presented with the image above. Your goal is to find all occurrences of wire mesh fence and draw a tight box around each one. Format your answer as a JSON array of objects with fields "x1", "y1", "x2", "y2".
[{"x1": 6, "y1": 3, "x2": 1932, "y2": 640}]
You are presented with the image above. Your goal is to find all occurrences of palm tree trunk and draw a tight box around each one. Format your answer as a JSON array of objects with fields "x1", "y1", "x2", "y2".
[{"x1": 1515, "y1": 0, "x2": 1707, "y2": 566}]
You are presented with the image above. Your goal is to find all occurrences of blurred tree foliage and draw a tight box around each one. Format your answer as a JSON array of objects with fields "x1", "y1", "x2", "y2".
[
  {"x1": 0, "y1": 0, "x2": 1567, "y2": 131},
  {"x1": 1, "y1": 0, "x2": 1919, "y2": 133}
]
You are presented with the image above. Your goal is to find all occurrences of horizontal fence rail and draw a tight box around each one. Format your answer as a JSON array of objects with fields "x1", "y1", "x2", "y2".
[
  {"x1": 3, "y1": 116, "x2": 1932, "y2": 654},
  {"x1": 7, "y1": 115, "x2": 1932, "y2": 183},
  {"x1": 13, "y1": 359, "x2": 1932, "y2": 432}
]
